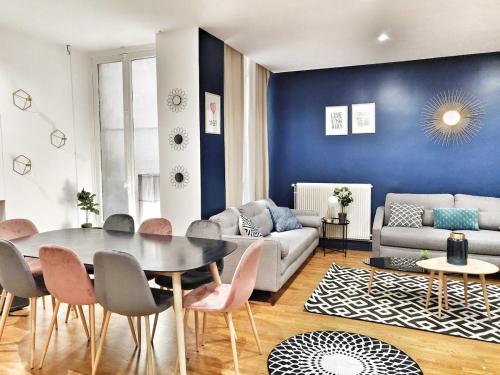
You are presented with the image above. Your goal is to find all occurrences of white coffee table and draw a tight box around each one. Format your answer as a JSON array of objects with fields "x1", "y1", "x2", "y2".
[{"x1": 416, "y1": 257, "x2": 499, "y2": 320}]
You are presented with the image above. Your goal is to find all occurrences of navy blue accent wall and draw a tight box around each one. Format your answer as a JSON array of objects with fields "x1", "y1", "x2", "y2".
[
  {"x1": 268, "y1": 53, "x2": 500, "y2": 220},
  {"x1": 199, "y1": 29, "x2": 225, "y2": 219}
]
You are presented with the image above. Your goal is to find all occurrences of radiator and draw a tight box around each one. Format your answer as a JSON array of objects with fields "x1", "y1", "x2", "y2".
[{"x1": 293, "y1": 182, "x2": 372, "y2": 241}]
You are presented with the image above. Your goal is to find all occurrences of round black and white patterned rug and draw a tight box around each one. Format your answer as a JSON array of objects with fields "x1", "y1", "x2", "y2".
[{"x1": 267, "y1": 331, "x2": 422, "y2": 375}]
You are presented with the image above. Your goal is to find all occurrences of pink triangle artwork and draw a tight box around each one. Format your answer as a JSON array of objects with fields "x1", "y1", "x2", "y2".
[{"x1": 205, "y1": 92, "x2": 221, "y2": 134}]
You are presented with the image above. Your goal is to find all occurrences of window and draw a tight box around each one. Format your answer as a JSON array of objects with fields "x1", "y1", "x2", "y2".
[{"x1": 96, "y1": 52, "x2": 160, "y2": 223}]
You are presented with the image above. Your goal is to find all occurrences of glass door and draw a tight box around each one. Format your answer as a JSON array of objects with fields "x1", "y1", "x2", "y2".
[{"x1": 96, "y1": 53, "x2": 160, "y2": 223}]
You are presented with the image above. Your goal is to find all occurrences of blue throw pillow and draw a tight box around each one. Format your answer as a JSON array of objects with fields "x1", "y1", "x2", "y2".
[
  {"x1": 268, "y1": 207, "x2": 303, "y2": 232},
  {"x1": 434, "y1": 208, "x2": 479, "y2": 230}
]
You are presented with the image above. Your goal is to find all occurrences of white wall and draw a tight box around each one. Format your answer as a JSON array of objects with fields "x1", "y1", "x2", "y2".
[
  {"x1": 156, "y1": 28, "x2": 201, "y2": 234},
  {"x1": 0, "y1": 29, "x2": 95, "y2": 231}
]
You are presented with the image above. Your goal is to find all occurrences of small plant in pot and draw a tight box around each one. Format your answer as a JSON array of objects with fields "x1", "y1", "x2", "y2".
[
  {"x1": 77, "y1": 188, "x2": 99, "y2": 228},
  {"x1": 333, "y1": 187, "x2": 353, "y2": 224}
]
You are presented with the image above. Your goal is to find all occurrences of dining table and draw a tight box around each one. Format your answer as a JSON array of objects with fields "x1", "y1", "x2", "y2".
[{"x1": 12, "y1": 227, "x2": 238, "y2": 375}]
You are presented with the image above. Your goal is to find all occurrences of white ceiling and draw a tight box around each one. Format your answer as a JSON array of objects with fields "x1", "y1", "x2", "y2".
[{"x1": 1, "y1": 0, "x2": 500, "y2": 72}]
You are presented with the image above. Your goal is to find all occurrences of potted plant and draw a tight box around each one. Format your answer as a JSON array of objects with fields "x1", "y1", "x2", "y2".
[
  {"x1": 77, "y1": 188, "x2": 100, "y2": 228},
  {"x1": 333, "y1": 186, "x2": 353, "y2": 224}
]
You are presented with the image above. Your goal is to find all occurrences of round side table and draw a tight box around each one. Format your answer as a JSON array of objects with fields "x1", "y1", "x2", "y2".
[{"x1": 321, "y1": 217, "x2": 349, "y2": 257}]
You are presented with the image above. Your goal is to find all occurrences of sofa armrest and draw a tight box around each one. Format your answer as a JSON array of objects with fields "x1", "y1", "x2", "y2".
[
  {"x1": 291, "y1": 209, "x2": 321, "y2": 228},
  {"x1": 220, "y1": 235, "x2": 282, "y2": 292},
  {"x1": 372, "y1": 206, "x2": 385, "y2": 257}
]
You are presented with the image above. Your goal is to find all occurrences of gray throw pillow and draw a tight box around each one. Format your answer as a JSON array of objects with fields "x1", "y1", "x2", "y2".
[
  {"x1": 268, "y1": 207, "x2": 303, "y2": 232},
  {"x1": 387, "y1": 203, "x2": 424, "y2": 229}
]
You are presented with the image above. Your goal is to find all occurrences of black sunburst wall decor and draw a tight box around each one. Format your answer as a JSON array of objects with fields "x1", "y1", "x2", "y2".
[{"x1": 170, "y1": 165, "x2": 190, "y2": 189}]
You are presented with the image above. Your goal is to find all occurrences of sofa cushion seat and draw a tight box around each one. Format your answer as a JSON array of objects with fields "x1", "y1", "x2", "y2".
[
  {"x1": 267, "y1": 227, "x2": 318, "y2": 264},
  {"x1": 381, "y1": 226, "x2": 450, "y2": 251},
  {"x1": 460, "y1": 230, "x2": 500, "y2": 256}
]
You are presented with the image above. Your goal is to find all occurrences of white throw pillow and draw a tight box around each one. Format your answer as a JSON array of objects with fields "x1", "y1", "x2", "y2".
[{"x1": 238, "y1": 215, "x2": 263, "y2": 237}]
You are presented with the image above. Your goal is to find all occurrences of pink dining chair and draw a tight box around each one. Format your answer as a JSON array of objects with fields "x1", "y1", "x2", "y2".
[
  {"x1": 138, "y1": 218, "x2": 172, "y2": 236},
  {"x1": 0, "y1": 219, "x2": 49, "y2": 312},
  {"x1": 183, "y1": 240, "x2": 264, "y2": 375},
  {"x1": 38, "y1": 245, "x2": 97, "y2": 372}
]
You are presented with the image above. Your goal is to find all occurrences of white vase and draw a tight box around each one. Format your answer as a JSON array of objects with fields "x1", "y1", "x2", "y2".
[{"x1": 327, "y1": 196, "x2": 339, "y2": 219}]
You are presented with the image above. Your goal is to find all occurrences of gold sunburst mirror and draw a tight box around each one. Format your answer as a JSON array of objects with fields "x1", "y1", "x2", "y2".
[{"x1": 421, "y1": 90, "x2": 484, "y2": 146}]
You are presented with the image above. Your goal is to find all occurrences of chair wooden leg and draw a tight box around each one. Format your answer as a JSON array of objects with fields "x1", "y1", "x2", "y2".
[
  {"x1": 202, "y1": 312, "x2": 207, "y2": 346},
  {"x1": 226, "y1": 312, "x2": 239, "y2": 375},
  {"x1": 42, "y1": 296, "x2": 46, "y2": 310},
  {"x1": 222, "y1": 313, "x2": 236, "y2": 339},
  {"x1": 29, "y1": 297, "x2": 37, "y2": 369},
  {"x1": 51, "y1": 296, "x2": 58, "y2": 330},
  {"x1": 137, "y1": 316, "x2": 142, "y2": 351},
  {"x1": 93, "y1": 310, "x2": 111, "y2": 375},
  {"x1": 425, "y1": 270, "x2": 435, "y2": 308},
  {"x1": 0, "y1": 292, "x2": 14, "y2": 341},
  {"x1": 65, "y1": 304, "x2": 71, "y2": 323},
  {"x1": 145, "y1": 315, "x2": 154, "y2": 375},
  {"x1": 127, "y1": 317, "x2": 138, "y2": 346},
  {"x1": 100, "y1": 308, "x2": 108, "y2": 335},
  {"x1": 39, "y1": 300, "x2": 61, "y2": 368},
  {"x1": 194, "y1": 311, "x2": 199, "y2": 352},
  {"x1": 245, "y1": 302, "x2": 262, "y2": 354},
  {"x1": 89, "y1": 305, "x2": 96, "y2": 373},
  {"x1": 77, "y1": 305, "x2": 90, "y2": 340},
  {"x1": 0, "y1": 290, "x2": 6, "y2": 314},
  {"x1": 151, "y1": 313, "x2": 159, "y2": 343}
]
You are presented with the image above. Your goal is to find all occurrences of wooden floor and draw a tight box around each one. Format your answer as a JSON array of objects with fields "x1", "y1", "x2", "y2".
[{"x1": 0, "y1": 250, "x2": 499, "y2": 374}]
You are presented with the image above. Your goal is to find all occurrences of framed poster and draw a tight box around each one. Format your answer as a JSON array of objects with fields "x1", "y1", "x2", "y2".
[
  {"x1": 352, "y1": 103, "x2": 376, "y2": 134},
  {"x1": 325, "y1": 105, "x2": 348, "y2": 136},
  {"x1": 205, "y1": 92, "x2": 221, "y2": 134}
]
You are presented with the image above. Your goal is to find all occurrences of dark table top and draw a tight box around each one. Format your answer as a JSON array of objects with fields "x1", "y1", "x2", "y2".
[
  {"x1": 12, "y1": 228, "x2": 237, "y2": 273},
  {"x1": 363, "y1": 256, "x2": 426, "y2": 273}
]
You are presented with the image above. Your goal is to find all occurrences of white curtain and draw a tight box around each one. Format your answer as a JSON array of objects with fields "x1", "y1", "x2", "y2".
[
  {"x1": 223, "y1": 45, "x2": 244, "y2": 207},
  {"x1": 242, "y1": 57, "x2": 270, "y2": 203}
]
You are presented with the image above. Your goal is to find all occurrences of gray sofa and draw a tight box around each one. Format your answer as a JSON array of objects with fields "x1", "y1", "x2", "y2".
[
  {"x1": 373, "y1": 193, "x2": 500, "y2": 267},
  {"x1": 209, "y1": 199, "x2": 320, "y2": 293}
]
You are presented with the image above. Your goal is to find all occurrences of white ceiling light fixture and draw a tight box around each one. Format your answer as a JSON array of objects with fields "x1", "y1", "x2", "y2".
[{"x1": 377, "y1": 33, "x2": 390, "y2": 43}]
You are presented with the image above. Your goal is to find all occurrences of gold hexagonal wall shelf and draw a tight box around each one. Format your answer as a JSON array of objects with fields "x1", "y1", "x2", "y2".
[
  {"x1": 13, "y1": 155, "x2": 32, "y2": 175},
  {"x1": 50, "y1": 129, "x2": 67, "y2": 148},
  {"x1": 12, "y1": 89, "x2": 32, "y2": 110}
]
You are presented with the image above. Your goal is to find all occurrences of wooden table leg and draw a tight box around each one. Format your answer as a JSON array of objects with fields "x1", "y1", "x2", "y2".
[
  {"x1": 443, "y1": 275, "x2": 449, "y2": 310},
  {"x1": 172, "y1": 272, "x2": 186, "y2": 375},
  {"x1": 438, "y1": 272, "x2": 443, "y2": 320},
  {"x1": 463, "y1": 273, "x2": 468, "y2": 306},
  {"x1": 368, "y1": 268, "x2": 375, "y2": 294},
  {"x1": 479, "y1": 274, "x2": 491, "y2": 319},
  {"x1": 425, "y1": 270, "x2": 435, "y2": 308}
]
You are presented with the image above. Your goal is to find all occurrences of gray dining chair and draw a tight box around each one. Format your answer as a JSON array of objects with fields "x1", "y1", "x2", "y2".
[
  {"x1": 103, "y1": 214, "x2": 135, "y2": 233},
  {"x1": 154, "y1": 220, "x2": 224, "y2": 344},
  {"x1": 93, "y1": 250, "x2": 173, "y2": 375},
  {"x1": 0, "y1": 240, "x2": 49, "y2": 369}
]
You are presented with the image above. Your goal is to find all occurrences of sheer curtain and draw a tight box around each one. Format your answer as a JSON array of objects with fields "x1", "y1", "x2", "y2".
[
  {"x1": 224, "y1": 45, "x2": 245, "y2": 207},
  {"x1": 242, "y1": 57, "x2": 270, "y2": 203},
  {"x1": 223, "y1": 46, "x2": 270, "y2": 206}
]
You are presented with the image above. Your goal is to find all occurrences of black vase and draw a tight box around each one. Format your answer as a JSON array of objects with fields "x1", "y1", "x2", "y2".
[
  {"x1": 338, "y1": 212, "x2": 347, "y2": 224},
  {"x1": 447, "y1": 232, "x2": 468, "y2": 265}
]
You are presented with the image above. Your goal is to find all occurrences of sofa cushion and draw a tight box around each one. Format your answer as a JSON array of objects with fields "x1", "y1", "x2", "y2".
[
  {"x1": 384, "y1": 193, "x2": 454, "y2": 226},
  {"x1": 238, "y1": 202, "x2": 273, "y2": 236},
  {"x1": 238, "y1": 215, "x2": 263, "y2": 237},
  {"x1": 267, "y1": 227, "x2": 318, "y2": 263},
  {"x1": 269, "y1": 207, "x2": 303, "y2": 232},
  {"x1": 209, "y1": 208, "x2": 239, "y2": 235},
  {"x1": 434, "y1": 208, "x2": 479, "y2": 230},
  {"x1": 460, "y1": 230, "x2": 500, "y2": 256},
  {"x1": 381, "y1": 226, "x2": 450, "y2": 251},
  {"x1": 455, "y1": 194, "x2": 500, "y2": 231},
  {"x1": 387, "y1": 203, "x2": 424, "y2": 228}
]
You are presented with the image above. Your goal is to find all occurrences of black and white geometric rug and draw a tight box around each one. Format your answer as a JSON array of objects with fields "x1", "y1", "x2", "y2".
[
  {"x1": 305, "y1": 264, "x2": 500, "y2": 344},
  {"x1": 267, "y1": 331, "x2": 423, "y2": 375}
]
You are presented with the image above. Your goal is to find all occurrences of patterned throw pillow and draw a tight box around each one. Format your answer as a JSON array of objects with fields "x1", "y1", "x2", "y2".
[
  {"x1": 387, "y1": 203, "x2": 424, "y2": 228},
  {"x1": 238, "y1": 215, "x2": 263, "y2": 237},
  {"x1": 434, "y1": 208, "x2": 479, "y2": 230},
  {"x1": 268, "y1": 207, "x2": 303, "y2": 232}
]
